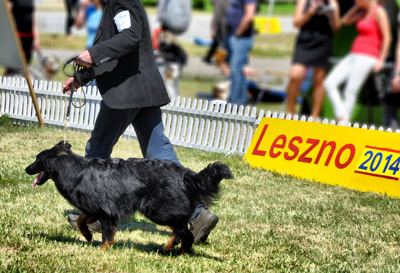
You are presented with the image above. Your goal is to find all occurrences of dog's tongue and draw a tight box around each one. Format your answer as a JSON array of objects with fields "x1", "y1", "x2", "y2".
[{"x1": 32, "y1": 172, "x2": 43, "y2": 189}]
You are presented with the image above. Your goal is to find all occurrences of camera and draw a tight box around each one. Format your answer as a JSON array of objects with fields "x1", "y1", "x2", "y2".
[{"x1": 317, "y1": 4, "x2": 336, "y2": 15}]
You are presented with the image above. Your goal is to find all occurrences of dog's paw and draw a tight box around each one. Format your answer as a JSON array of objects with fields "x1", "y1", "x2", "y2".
[
  {"x1": 80, "y1": 231, "x2": 93, "y2": 242},
  {"x1": 100, "y1": 244, "x2": 109, "y2": 251},
  {"x1": 162, "y1": 246, "x2": 172, "y2": 253},
  {"x1": 100, "y1": 239, "x2": 114, "y2": 251}
]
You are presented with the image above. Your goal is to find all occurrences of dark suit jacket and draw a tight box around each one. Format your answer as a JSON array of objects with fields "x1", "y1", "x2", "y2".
[{"x1": 79, "y1": 0, "x2": 170, "y2": 109}]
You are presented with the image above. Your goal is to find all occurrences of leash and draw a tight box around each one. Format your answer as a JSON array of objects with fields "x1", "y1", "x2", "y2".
[{"x1": 62, "y1": 56, "x2": 94, "y2": 144}]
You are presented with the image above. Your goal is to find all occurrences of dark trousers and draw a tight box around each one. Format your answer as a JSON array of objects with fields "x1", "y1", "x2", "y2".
[
  {"x1": 85, "y1": 101, "x2": 180, "y2": 164},
  {"x1": 65, "y1": 0, "x2": 79, "y2": 35}
]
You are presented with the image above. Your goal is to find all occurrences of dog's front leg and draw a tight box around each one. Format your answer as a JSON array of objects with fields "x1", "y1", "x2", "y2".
[
  {"x1": 99, "y1": 217, "x2": 118, "y2": 251},
  {"x1": 178, "y1": 226, "x2": 194, "y2": 255},
  {"x1": 163, "y1": 227, "x2": 181, "y2": 253}
]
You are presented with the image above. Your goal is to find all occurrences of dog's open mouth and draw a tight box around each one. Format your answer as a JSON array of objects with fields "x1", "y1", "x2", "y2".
[{"x1": 32, "y1": 171, "x2": 49, "y2": 188}]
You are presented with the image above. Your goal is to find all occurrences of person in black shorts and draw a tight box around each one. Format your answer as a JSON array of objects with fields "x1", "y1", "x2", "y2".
[
  {"x1": 6, "y1": 0, "x2": 40, "y2": 74},
  {"x1": 286, "y1": 0, "x2": 340, "y2": 120},
  {"x1": 65, "y1": 0, "x2": 80, "y2": 36}
]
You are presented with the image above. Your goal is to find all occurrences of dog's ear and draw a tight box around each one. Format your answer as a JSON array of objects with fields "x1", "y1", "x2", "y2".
[
  {"x1": 54, "y1": 141, "x2": 72, "y2": 156},
  {"x1": 55, "y1": 141, "x2": 72, "y2": 150}
]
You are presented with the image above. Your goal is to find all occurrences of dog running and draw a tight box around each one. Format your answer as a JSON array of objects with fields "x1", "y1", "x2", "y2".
[{"x1": 25, "y1": 141, "x2": 233, "y2": 254}]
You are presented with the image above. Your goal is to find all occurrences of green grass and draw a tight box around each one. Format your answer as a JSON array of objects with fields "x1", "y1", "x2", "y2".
[
  {"x1": 1, "y1": 117, "x2": 400, "y2": 272},
  {"x1": 40, "y1": 34, "x2": 86, "y2": 50},
  {"x1": 258, "y1": 2, "x2": 296, "y2": 16},
  {"x1": 38, "y1": 31, "x2": 296, "y2": 60},
  {"x1": 252, "y1": 33, "x2": 295, "y2": 58},
  {"x1": 180, "y1": 33, "x2": 296, "y2": 59}
]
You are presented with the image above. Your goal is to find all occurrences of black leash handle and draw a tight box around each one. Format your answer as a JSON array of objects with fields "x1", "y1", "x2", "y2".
[
  {"x1": 66, "y1": 75, "x2": 76, "y2": 119},
  {"x1": 64, "y1": 56, "x2": 94, "y2": 67},
  {"x1": 63, "y1": 56, "x2": 93, "y2": 119}
]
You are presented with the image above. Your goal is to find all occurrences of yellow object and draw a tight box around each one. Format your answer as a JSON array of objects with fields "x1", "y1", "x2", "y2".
[
  {"x1": 253, "y1": 17, "x2": 282, "y2": 34},
  {"x1": 244, "y1": 118, "x2": 400, "y2": 198}
]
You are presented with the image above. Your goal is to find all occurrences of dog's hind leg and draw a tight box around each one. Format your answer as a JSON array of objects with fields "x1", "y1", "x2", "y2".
[
  {"x1": 77, "y1": 214, "x2": 93, "y2": 242},
  {"x1": 178, "y1": 225, "x2": 194, "y2": 255},
  {"x1": 99, "y1": 217, "x2": 118, "y2": 251},
  {"x1": 162, "y1": 227, "x2": 181, "y2": 253}
]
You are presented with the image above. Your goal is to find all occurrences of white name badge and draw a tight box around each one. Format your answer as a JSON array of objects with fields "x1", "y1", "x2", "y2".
[{"x1": 114, "y1": 10, "x2": 131, "y2": 32}]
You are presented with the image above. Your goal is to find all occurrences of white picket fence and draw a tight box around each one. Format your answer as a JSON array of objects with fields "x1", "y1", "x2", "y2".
[
  {"x1": 0, "y1": 76, "x2": 259, "y2": 155},
  {"x1": 2, "y1": 77, "x2": 399, "y2": 157}
]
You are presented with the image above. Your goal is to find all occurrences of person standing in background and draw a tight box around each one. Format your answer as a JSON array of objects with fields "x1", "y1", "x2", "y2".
[
  {"x1": 74, "y1": 0, "x2": 105, "y2": 49},
  {"x1": 203, "y1": 0, "x2": 231, "y2": 65},
  {"x1": 65, "y1": 0, "x2": 79, "y2": 36},
  {"x1": 225, "y1": 0, "x2": 257, "y2": 106},
  {"x1": 6, "y1": 0, "x2": 40, "y2": 74},
  {"x1": 384, "y1": 11, "x2": 400, "y2": 130},
  {"x1": 286, "y1": 0, "x2": 340, "y2": 120},
  {"x1": 324, "y1": 0, "x2": 391, "y2": 123}
]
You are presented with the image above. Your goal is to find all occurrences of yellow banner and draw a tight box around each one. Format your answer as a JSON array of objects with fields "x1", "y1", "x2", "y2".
[
  {"x1": 253, "y1": 17, "x2": 282, "y2": 34},
  {"x1": 244, "y1": 118, "x2": 400, "y2": 198}
]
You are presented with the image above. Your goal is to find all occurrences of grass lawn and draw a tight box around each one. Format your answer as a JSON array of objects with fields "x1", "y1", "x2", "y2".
[
  {"x1": 40, "y1": 34, "x2": 87, "y2": 50},
  {"x1": 1, "y1": 117, "x2": 400, "y2": 272},
  {"x1": 182, "y1": 33, "x2": 296, "y2": 59},
  {"x1": 38, "y1": 32, "x2": 296, "y2": 60},
  {"x1": 252, "y1": 33, "x2": 295, "y2": 59},
  {"x1": 258, "y1": 2, "x2": 296, "y2": 16}
]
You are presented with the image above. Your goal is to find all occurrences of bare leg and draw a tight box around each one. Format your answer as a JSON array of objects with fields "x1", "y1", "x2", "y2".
[
  {"x1": 286, "y1": 64, "x2": 308, "y2": 116},
  {"x1": 311, "y1": 67, "x2": 327, "y2": 120}
]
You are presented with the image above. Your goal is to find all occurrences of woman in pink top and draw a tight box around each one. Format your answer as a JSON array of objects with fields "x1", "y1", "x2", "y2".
[{"x1": 324, "y1": 0, "x2": 391, "y2": 122}]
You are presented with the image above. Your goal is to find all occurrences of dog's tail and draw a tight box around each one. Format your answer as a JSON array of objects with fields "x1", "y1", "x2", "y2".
[{"x1": 185, "y1": 162, "x2": 233, "y2": 207}]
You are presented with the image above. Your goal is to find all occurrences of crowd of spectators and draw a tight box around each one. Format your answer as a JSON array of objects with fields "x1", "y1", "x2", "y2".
[
  {"x1": 203, "y1": 0, "x2": 399, "y2": 127},
  {"x1": 6, "y1": 0, "x2": 400, "y2": 127},
  {"x1": 324, "y1": 0, "x2": 391, "y2": 123}
]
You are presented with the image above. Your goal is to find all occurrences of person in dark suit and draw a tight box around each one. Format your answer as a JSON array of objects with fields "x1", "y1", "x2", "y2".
[{"x1": 63, "y1": 0, "x2": 219, "y2": 245}]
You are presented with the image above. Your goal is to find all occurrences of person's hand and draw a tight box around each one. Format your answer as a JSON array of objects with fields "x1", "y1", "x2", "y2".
[
  {"x1": 309, "y1": 0, "x2": 324, "y2": 14},
  {"x1": 80, "y1": 0, "x2": 90, "y2": 9},
  {"x1": 323, "y1": 4, "x2": 337, "y2": 17},
  {"x1": 63, "y1": 77, "x2": 80, "y2": 95},
  {"x1": 210, "y1": 26, "x2": 216, "y2": 39},
  {"x1": 76, "y1": 50, "x2": 93, "y2": 67},
  {"x1": 33, "y1": 35, "x2": 41, "y2": 51},
  {"x1": 391, "y1": 75, "x2": 400, "y2": 93},
  {"x1": 373, "y1": 60, "x2": 384, "y2": 73}
]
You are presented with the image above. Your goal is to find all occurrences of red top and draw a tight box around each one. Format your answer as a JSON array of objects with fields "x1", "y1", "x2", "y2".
[
  {"x1": 152, "y1": 27, "x2": 163, "y2": 50},
  {"x1": 351, "y1": 6, "x2": 382, "y2": 59}
]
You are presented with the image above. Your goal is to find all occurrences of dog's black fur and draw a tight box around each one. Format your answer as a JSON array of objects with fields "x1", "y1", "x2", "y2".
[{"x1": 25, "y1": 141, "x2": 233, "y2": 254}]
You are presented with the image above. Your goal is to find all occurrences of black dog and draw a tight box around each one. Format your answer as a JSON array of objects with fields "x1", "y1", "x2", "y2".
[{"x1": 25, "y1": 141, "x2": 233, "y2": 254}]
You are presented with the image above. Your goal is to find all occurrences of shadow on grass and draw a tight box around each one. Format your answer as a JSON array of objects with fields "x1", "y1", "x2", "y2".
[
  {"x1": 63, "y1": 209, "x2": 170, "y2": 235},
  {"x1": 39, "y1": 232, "x2": 223, "y2": 260},
  {"x1": 38, "y1": 210, "x2": 223, "y2": 259}
]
